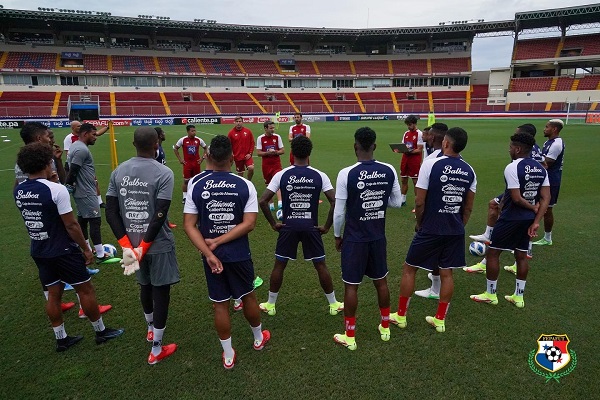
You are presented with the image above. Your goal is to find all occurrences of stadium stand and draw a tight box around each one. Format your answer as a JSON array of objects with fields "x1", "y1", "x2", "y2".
[
  {"x1": 391, "y1": 59, "x2": 428, "y2": 75},
  {"x1": 509, "y1": 77, "x2": 553, "y2": 92},
  {"x1": 563, "y1": 34, "x2": 600, "y2": 56},
  {"x1": 430, "y1": 58, "x2": 470, "y2": 74},
  {"x1": 114, "y1": 92, "x2": 164, "y2": 116},
  {"x1": 84, "y1": 54, "x2": 109, "y2": 71},
  {"x1": 111, "y1": 56, "x2": 156, "y2": 73},
  {"x1": 3, "y1": 52, "x2": 56, "y2": 70},
  {"x1": 578, "y1": 74, "x2": 600, "y2": 90},
  {"x1": 239, "y1": 59, "x2": 280, "y2": 75},
  {"x1": 294, "y1": 61, "x2": 318, "y2": 75},
  {"x1": 0, "y1": 92, "x2": 56, "y2": 117},
  {"x1": 316, "y1": 61, "x2": 353, "y2": 75},
  {"x1": 513, "y1": 38, "x2": 561, "y2": 61},
  {"x1": 353, "y1": 61, "x2": 390, "y2": 75},
  {"x1": 358, "y1": 92, "x2": 395, "y2": 113},
  {"x1": 157, "y1": 57, "x2": 202, "y2": 74},
  {"x1": 201, "y1": 59, "x2": 243, "y2": 75}
]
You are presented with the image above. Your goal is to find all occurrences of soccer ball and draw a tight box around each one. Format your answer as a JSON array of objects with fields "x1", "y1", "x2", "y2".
[
  {"x1": 545, "y1": 346, "x2": 562, "y2": 362},
  {"x1": 276, "y1": 209, "x2": 283, "y2": 221},
  {"x1": 103, "y1": 244, "x2": 118, "y2": 258},
  {"x1": 469, "y1": 241, "x2": 487, "y2": 256}
]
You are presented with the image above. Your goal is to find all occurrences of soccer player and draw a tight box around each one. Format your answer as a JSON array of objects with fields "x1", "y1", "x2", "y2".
[
  {"x1": 399, "y1": 115, "x2": 424, "y2": 207},
  {"x1": 391, "y1": 127, "x2": 476, "y2": 333},
  {"x1": 288, "y1": 112, "x2": 311, "y2": 165},
  {"x1": 155, "y1": 127, "x2": 177, "y2": 229},
  {"x1": 422, "y1": 126, "x2": 433, "y2": 157},
  {"x1": 183, "y1": 135, "x2": 270, "y2": 370},
  {"x1": 173, "y1": 124, "x2": 207, "y2": 203},
  {"x1": 66, "y1": 123, "x2": 120, "y2": 266},
  {"x1": 465, "y1": 123, "x2": 545, "y2": 273},
  {"x1": 470, "y1": 132, "x2": 550, "y2": 309},
  {"x1": 228, "y1": 116, "x2": 255, "y2": 181},
  {"x1": 532, "y1": 119, "x2": 565, "y2": 246},
  {"x1": 257, "y1": 135, "x2": 343, "y2": 316},
  {"x1": 63, "y1": 120, "x2": 82, "y2": 166},
  {"x1": 15, "y1": 123, "x2": 75, "y2": 311},
  {"x1": 106, "y1": 127, "x2": 179, "y2": 365},
  {"x1": 412, "y1": 122, "x2": 449, "y2": 299},
  {"x1": 332, "y1": 127, "x2": 402, "y2": 350},
  {"x1": 257, "y1": 120, "x2": 284, "y2": 210},
  {"x1": 64, "y1": 120, "x2": 108, "y2": 207},
  {"x1": 14, "y1": 142, "x2": 124, "y2": 352}
]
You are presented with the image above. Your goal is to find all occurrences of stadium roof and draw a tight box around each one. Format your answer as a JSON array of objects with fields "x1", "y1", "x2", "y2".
[
  {"x1": 0, "y1": 4, "x2": 599, "y2": 43},
  {"x1": 515, "y1": 3, "x2": 600, "y2": 31}
]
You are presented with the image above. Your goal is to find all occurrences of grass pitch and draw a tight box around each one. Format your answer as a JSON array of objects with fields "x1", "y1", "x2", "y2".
[{"x1": 0, "y1": 119, "x2": 597, "y2": 399}]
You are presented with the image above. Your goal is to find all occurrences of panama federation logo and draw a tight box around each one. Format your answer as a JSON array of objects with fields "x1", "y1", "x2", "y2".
[{"x1": 529, "y1": 334, "x2": 577, "y2": 383}]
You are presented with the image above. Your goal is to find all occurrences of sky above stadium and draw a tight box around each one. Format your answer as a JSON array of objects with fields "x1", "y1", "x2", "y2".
[{"x1": 3, "y1": 0, "x2": 593, "y2": 70}]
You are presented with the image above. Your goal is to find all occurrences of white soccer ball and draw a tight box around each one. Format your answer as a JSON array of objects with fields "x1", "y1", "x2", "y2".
[
  {"x1": 469, "y1": 241, "x2": 486, "y2": 257},
  {"x1": 103, "y1": 243, "x2": 118, "y2": 258},
  {"x1": 545, "y1": 346, "x2": 562, "y2": 362},
  {"x1": 276, "y1": 209, "x2": 283, "y2": 221}
]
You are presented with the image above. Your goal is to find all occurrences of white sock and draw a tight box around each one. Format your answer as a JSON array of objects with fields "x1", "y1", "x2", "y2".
[
  {"x1": 220, "y1": 337, "x2": 234, "y2": 359},
  {"x1": 431, "y1": 275, "x2": 441, "y2": 294},
  {"x1": 486, "y1": 279, "x2": 497, "y2": 295},
  {"x1": 76, "y1": 294, "x2": 82, "y2": 310},
  {"x1": 85, "y1": 240, "x2": 93, "y2": 252},
  {"x1": 277, "y1": 200, "x2": 282, "y2": 209},
  {"x1": 152, "y1": 327, "x2": 165, "y2": 356},
  {"x1": 267, "y1": 291, "x2": 279, "y2": 304},
  {"x1": 43, "y1": 290, "x2": 49, "y2": 300},
  {"x1": 97, "y1": 195, "x2": 103, "y2": 205},
  {"x1": 401, "y1": 194, "x2": 407, "y2": 203},
  {"x1": 485, "y1": 225, "x2": 493, "y2": 238},
  {"x1": 183, "y1": 191, "x2": 187, "y2": 200},
  {"x1": 91, "y1": 317, "x2": 106, "y2": 333},
  {"x1": 94, "y1": 244, "x2": 105, "y2": 258},
  {"x1": 481, "y1": 258, "x2": 487, "y2": 266},
  {"x1": 144, "y1": 312, "x2": 154, "y2": 331},
  {"x1": 515, "y1": 279, "x2": 526, "y2": 296},
  {"x1": 325, "y1": 291, "x2": 337, "y2": 305},
  {"x1": 544, "y1": 231, "x2": 552, "y2": 241},
  {"x1": 53, "y1": 323, "x2": 67, "y2": 340},
  {"x1": 251, "y1": 324, "x2": 263, "y2": 342}
]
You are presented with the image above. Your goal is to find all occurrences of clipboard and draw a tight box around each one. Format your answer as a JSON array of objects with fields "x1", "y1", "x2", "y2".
[{"x1": 389, "y1": 143, "x2": 409, "y2": 153}]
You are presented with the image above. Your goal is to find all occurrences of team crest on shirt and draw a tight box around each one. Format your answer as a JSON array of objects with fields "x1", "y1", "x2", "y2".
[
  {"x1": 201, "y1": 191, "x2": 210, "y2": 199},
  {"x1": 529, "y1": 334, "x2": 577, "y2": 383},
  {"x1": 357, "y1": 181, "x2": 365, "y2": 189}
]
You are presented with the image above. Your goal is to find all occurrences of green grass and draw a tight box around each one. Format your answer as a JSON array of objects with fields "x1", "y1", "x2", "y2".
[{"x1": 0, "y1": 119, "x2": 597, "y2": 399}]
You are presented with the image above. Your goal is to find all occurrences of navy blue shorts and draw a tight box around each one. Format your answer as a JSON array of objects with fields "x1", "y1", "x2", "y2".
[
  {"x1": 549, "y1": 185, "x2": 560, "y2": 206},
  {"x1": 489, "y1": 219, "x2": 532, "y2": 253},
  {"x1": 33, "y1": 252, "x2": 91, "y2": 287},
  {"x1": 405, "y1": 233, "x2": 465, "y2": 271},
  {"x1": 341, "y1": 238, "x2": 388, "y2": 284},
  {"x1": 275, "y1": 229, "x2": 325, "y2": 262},
  {"x1": 203, "y1": 258, "x2": 254, "y2": 302}
]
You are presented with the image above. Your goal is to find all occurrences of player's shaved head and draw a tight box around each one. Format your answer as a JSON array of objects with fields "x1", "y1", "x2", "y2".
[
  {"x1": 17, "y1": 142, "x2": 53, "y2": 174},
  {"x1": 354, "y1": 127, "x2": 376, "y2": 152},
  {"x1": 209, "y1": 135, "x2": 232, "y2": 163},
  {"x1": 291, "y1": 135, "x2": 312, "y2": 159},
  {"x1": 134, "y1": 127, "x2": 159, "y2": 152},
  {"x1": 70, "y1": 120, "x2": 82, "y2": 131}
]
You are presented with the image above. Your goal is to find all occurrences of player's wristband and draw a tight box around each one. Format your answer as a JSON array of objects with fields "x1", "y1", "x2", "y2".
[
  {"x1": 139, "y1": 240, "x2": 152, "y2": 257},
  {"x1": 118, "y1": 235, "x2": 133, "y2": 249}
]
